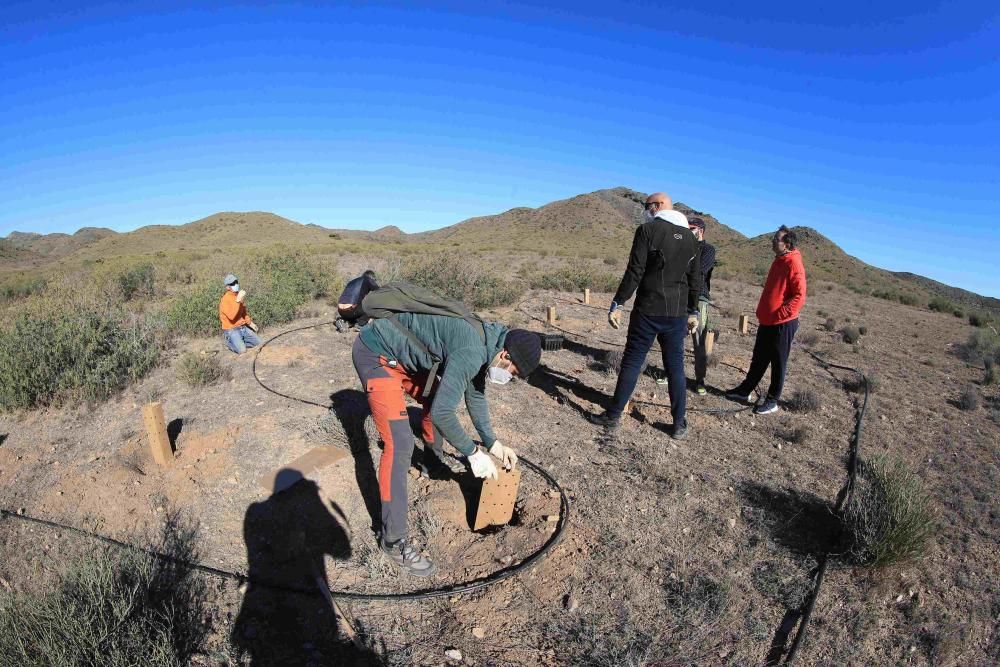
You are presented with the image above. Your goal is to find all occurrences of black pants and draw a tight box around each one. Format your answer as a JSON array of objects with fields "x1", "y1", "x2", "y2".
[{"x1": 736, "y1": 319, "x2": 799, "y2": 400}]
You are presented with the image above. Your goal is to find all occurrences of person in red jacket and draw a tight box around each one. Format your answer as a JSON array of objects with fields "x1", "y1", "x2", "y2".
[{"x1": 726, "y1": 226, "x2": 807, "y2": 414}]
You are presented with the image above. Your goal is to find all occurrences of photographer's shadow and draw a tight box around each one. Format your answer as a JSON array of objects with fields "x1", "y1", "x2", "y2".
[{"x1": 232, "y1": 470, "x2": 374, "y2": 665}]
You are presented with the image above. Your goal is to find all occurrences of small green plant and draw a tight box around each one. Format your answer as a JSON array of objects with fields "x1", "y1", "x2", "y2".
[
  {"x1": 858, "y1": 325, "x2": 868, "y2": 336},
  {"x1": 842, "y1": 371, "x2": 879, "y2": 394},
  {"x1": 840, "y1": 454, "x2": 935, "y2": 568},
  {"x1": 788, "y1": 389, "x2": 821, "y2": 412},
  {"x1": 177, "y1": 352, "x2": 228, "y2": 387},
  {"x1": 780, "y1": 426, "x2": 810, "y2": 444},
  {"x1": 957, "y1": 385, "x2": 980, "y2": 411},
  {"x1": 842, "y1": 326, "x2": 861, "y2": 344},
  {"x1": 823, "y1": 317, "x2": 836, "y2": 332},
  {"x1": 984, "y1": 366, "x2": 997, "y2": 386}
]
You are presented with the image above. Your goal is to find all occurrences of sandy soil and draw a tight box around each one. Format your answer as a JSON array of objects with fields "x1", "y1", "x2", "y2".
[{"x1": 1, "y1": 278, "x2": 998, "y2": 666}]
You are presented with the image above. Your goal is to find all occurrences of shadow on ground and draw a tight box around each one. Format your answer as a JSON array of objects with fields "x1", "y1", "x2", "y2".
[
  {"x1": 232, "y1": 472, "x2": 377, "y2": 665},
  {"x1": 738, "y1": 481, "x2": 840, "y2": 559}
]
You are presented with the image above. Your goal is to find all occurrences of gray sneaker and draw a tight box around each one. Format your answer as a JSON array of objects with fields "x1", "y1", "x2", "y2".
[
  {"x1": 380, "y1": 538, "x2": 438, "y2": 577},
  {"x1": 753, "y1": 398, "x2": 779, "y2": 415},
  {"x1": 671, "y1": 423, "x2": 688, "y2": 440}
]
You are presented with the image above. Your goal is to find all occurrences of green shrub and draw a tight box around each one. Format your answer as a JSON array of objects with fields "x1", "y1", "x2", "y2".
[
  {"x1": 842, "y1": 326, "x2": 861, "y2": 344},
  {"x1": 841, "y1": 454, "x2": 935, "y2": 568},
  {"x1": 798, "y1": 331, "x2": 819, "y2": 347},
  {"x1": 858, "y1": 325, "x2": 868, "y2": 336},
  {"x1": 166, "y1": 252, "x2": 326, "y2": 337},
  {"x1": 0, "y1": 518, "x2": 207, "y2": 666},
  {"x1": 957, "y1": 385, "x2": 980, "y2": 411},
  {"x1": 527, "y1": 260, "x2": 619, "y2": 293},
  {"x1": 118, "y1": 262, "x2": 155, "y2": 300},
  {"x1": 177, "y1": 352, "x2": 228, "y2": 387},
  {"x1": 928, "y1": 296, "x2": 954, "y2": 313},
  {"x1": 843, "y1": 371, "x2": 879, "y2": 394},
  {"x1": 823, "y1": 317, "x2": 836, "y2": 331},
  {"x1": 399, "y1": 253, "x2": 523, "y2": 309},
  {"x1": 899, "y1": 293, "x2": 919, "y2": 306},
  {"x1": 0, "y1": 311, "x2": 161, "y2": 410},
  {"x1": 788, "y1": 389, "x2": 821, "y2": 412},
  {"x1": 969, "y1": 311, "x2": 989, "y2": 327},
  {"x1": 984, "y1": 366, "x2": 997, "y2": 386},
  {"x1": 166, "y1": 283, "x2": 220, "y2": 337},
  {"x1": 0, "y1": 275, "x2": 47, "y2": 302}
]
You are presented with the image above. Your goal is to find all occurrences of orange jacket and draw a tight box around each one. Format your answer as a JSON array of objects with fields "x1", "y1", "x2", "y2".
[
  {"x1": 756, "y1": 249, "x2": 807, "y2": 326},
  {"x1": 219, "y1": 290, "x2": 251, "y2": 330}
]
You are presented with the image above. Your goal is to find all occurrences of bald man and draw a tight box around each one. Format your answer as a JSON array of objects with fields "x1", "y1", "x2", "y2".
[{"x1": 590, "y1": 192, "x2": 701, "y2": 440}]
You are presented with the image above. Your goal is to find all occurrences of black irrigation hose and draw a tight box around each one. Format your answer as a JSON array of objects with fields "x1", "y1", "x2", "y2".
[
  {"x1": 0, "y1": 457, "x2": 569, "y2": 603},
  {"x1": 521, "y1": 295, "x2": 871, "y2": 663},
  {"x1": 0, "y1": 318, "x2": 571, "y2": 604},
  {"x1": 782, "y1": 349, "x2": 868, "y2": 664}
]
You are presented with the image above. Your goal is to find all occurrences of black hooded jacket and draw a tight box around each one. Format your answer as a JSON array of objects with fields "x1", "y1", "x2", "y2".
[{"x1": 613, "y1": 216, "x2": 701, "y2": 317}]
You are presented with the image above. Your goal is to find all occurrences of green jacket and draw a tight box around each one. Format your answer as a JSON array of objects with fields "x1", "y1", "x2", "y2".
[{"x1": 359, "y1": 313, "x2": 507, "y2": 455}]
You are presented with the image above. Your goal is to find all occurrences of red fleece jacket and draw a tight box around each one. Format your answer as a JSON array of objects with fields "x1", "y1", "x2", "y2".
[{"x1": 756, "y1": 249, "x2": 807, "y2": 325}]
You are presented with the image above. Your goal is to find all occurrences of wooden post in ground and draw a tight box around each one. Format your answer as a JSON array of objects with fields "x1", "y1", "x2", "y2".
[
  {"x1": 738, "y1": 315, "x2": 750, "y2": 335},
  {"x1": 546, "y1": 306, "x2": 557, "y2": 325},
  {"x1": 142, "y1": 402, "x2": 173, "y2": 466},
  {"x1": 705, "y1": 330, "x2": 715, "y2": 356},
  {"x1": 583, "y1": 288, "x2": 591, "y2": 305}
]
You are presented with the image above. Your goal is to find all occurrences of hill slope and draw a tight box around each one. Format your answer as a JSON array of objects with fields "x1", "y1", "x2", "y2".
[{"x1": 2, "y1": 188, "x2": 995, "y2": 314}]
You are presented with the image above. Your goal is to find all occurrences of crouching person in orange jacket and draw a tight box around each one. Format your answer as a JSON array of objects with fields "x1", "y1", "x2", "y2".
[
  {"x1": 725, "y1": 226, "x2": 807, "y2": 414},
  {"x1": 219, "y1": 273, "x2": 261, "y2": 354}
]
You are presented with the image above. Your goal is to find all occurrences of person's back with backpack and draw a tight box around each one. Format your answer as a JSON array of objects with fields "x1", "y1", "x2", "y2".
[{"x1": 348, "y1": 280, "x2": 542, "y2": 577}]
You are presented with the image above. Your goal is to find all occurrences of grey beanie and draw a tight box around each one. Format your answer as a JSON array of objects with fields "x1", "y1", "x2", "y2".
[{"x1": 223, "y1": 274, "x2": 238, "y2": 286}]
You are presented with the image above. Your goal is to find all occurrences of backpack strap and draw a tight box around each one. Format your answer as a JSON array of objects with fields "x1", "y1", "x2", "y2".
[{"x1": 385, "y1": 315, "x2": 442, "y2": 399}]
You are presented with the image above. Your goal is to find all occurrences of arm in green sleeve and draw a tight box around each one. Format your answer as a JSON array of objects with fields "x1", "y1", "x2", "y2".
[
  {"x1": 464, "y1": 368, "x2": 497, "y2": 449},
  {"x1": 428, "y1": 349, "x2": 482, "y2": 456}
]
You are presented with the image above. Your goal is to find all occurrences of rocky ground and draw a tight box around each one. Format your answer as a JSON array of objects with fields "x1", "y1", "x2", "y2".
[{"x1": 1, "y1": 278, "x2": 998, "y2": 665}]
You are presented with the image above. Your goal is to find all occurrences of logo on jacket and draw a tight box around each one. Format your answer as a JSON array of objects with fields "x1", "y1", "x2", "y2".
[{"x1": 673, "y1": 233, "x2": 682, "y2": 240}]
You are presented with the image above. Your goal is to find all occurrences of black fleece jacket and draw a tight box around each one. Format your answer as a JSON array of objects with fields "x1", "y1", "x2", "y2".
[{"x1": 613, "y1": 220, "x2": 701, "y2": 317}]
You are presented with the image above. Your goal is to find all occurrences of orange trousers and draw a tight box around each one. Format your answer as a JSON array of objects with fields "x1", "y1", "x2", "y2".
[{"x1": 352, "y1": 337, "x2": 437, "y2": 543}]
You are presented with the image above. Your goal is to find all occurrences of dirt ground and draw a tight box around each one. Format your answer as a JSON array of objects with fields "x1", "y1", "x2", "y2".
[{"x1": 1, "y1": 278, "x2": 998, "y2": 666}]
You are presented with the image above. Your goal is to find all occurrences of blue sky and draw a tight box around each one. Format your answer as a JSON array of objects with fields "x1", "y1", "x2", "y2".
[{"x1": 1, "y1": 1, "x2": 998, "y2": 296}]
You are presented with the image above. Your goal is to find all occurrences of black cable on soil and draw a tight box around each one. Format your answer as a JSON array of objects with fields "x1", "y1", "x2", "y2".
[
  {"x1": 781, "y1": 349, "x2": 868, "y2": 664},
  {"x1": 0, "y1": 319, "x2": 572, "y2": 603},
  {"x1": 1, "y1": 457, "x2": 568, "y2": 602}
]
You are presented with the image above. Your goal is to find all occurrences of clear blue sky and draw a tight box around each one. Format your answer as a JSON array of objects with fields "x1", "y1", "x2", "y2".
[{"x1": 2, "y1": 1, "x2": 998, "y2": 296}]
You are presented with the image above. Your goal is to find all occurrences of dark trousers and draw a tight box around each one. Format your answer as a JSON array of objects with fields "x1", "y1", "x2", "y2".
[
  {"x1": 609, "y1": 311, "x2": 687, "y2": 427},
  {"x1": 736, "y1": 319, "x2": 799, "y2": 400}
]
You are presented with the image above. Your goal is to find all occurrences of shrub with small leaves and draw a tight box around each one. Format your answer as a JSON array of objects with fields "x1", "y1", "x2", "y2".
[
  {"x1": 842, "y1": 326, "x2": 861, "y2": 344},
  {"x1": 957, "y1": 385, "x2": 980, "y2": 411},
  {"x1": 858, "y1": 325, "x2": 868, "y2": 336},
  {"x1": 788, "y1": 389, "x2": 821, "y2": 412},
  {"x1": 117, "y1": 262, "x2": 155, "y2": 300},
  {"x1": 984, "y1": 367, "x2": 997, "y2": 386},
  {"x1": 823, "y1": 317, "x2": 836, "y2": 331},
  {"x1": 799, "y1": 331, "x2": 819, "y2": 347},
  {"x1": 177, "y1": 352, "x2": 228, "y2": 387}
]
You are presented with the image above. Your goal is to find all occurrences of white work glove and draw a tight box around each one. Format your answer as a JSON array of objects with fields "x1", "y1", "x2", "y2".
[
  {"x1": 247, "y1": 321, "x2": 259, "y2": 333},
  {"x1": 488, "y1": 441, "x2": 518, "y2": 471},
  {"x1": 608, "y1": 302, "x2": 621, "y2": 330},
  {"x1": 687, "y1": 314, "x2": 699, "y2": 334},
  {"x1": 467, "y1": 449, "x2": 498, "y2": 480},
  {"x1": 236, "y1": 289, "x2": 247, "y2": 304}
]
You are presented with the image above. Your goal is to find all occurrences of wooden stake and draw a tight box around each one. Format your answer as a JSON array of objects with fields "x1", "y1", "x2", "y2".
[
  {"x1": 546, "y1": 306, "x2": 557, "y2": 325},
  {"x1": 142, "y1": 402, "x2": 173, "y2": 466},
  {"x1": 705, "y1": 330, "x2": 715, "y2": 356},
  {"x1": 738, "y1": 315, "x2": 750, "y2": 335},
  {"x1": 583, "y1": 288, "x2": 591, "y2": 305}
]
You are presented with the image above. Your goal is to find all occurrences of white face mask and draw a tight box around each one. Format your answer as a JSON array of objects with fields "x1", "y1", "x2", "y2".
[
  {"x1": 643, "y1": 209, "x2": 656, "y2": 223},
  {"x1": 230, "y1": 283, "x2": 240, "y2": 292},
  {"x1": 487, "y1": 362, "x2": 513, "y2": 385}
]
